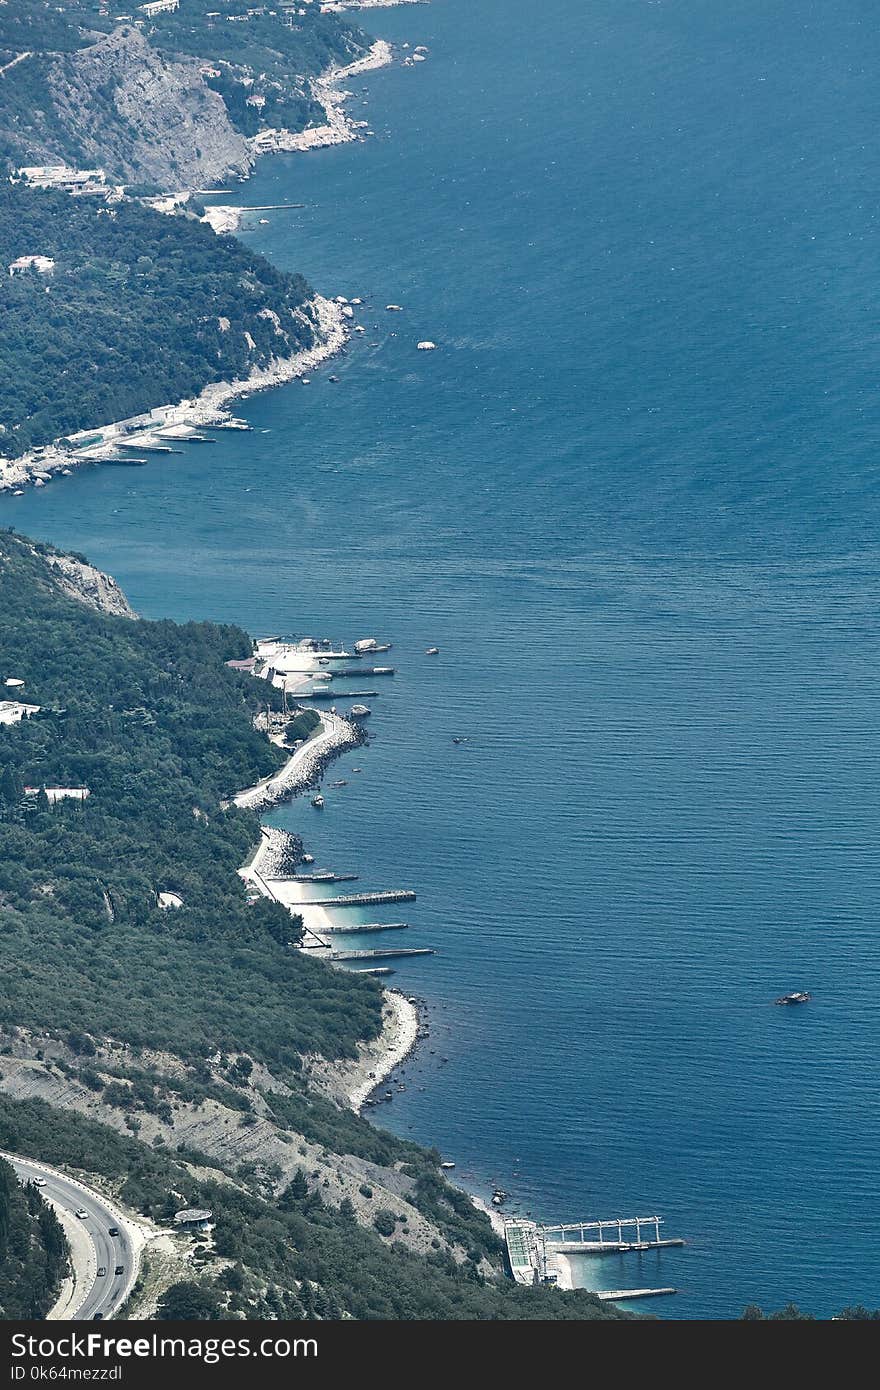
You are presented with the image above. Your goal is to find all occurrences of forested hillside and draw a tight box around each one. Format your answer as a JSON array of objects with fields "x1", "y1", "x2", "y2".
[
  {"x1": 0, "y1": 1156, "x2": 67, "y2": 1319},
  {"x1": 0, "y1": 535, "x2": 629, "y2": 1321},
  {"x1": 0, "y1": 186, "x2": 317, "y2": 458},
  {"x1": 0, "y1": 530, "x2": 380, "y2": 1065}
]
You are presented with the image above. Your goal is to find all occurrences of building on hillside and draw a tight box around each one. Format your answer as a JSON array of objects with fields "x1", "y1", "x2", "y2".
[
  {"x1": 0, "y1": 701, "x2": 40, "y2": 725},
  {"x1": 139, "y1": 0, "x2": 179, "y2": 17},
  {"x1": 23, "y1": 786, "x2": 90, "y2": 804},
  {"x1": 14, "y1": 166, "x2": 106, "y2": 194},
  {"x1": 9, "y1": 256, "x2": 55, "y2": 277},
  {"x1": 174, "y1": 1209, "x2": 213, "y2": 1231}
]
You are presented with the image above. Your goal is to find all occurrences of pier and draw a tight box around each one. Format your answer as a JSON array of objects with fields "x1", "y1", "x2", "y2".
[
  {"x1": 504, "y1": 1216, "x2": 684, "y2": 1288},
  {"x1": 319, "y1": 921, "x2": 409, "y2": 933},
  {"x1": 118, "y1": 441, "x2": 177, "y2": 454},
  {"x1": 596, "y1": 1288, "x2": 677, "y2": 1302},
  {"x1": 329, "y1": 946, "x2": 434, "y2": 961},
  {"x1": 541, "y1": 1217, "x2": 684, "y2": 1253},
  {"x1": 298, "y1": 890, "x2": 416, "y2": 907},
  {"x1": 325, "y1": 667, "x2": 395, "y2": 678},
  {"x1": 274, "y1": 872, "x2": 359, "y2": 883},
  {"x1": 296, "y1": 689, "x2": 378, "y2": 700}
]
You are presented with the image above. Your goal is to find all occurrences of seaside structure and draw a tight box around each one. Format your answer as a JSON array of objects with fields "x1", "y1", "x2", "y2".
[{"x1": 504, "y1": 1216, "x2": 685, "y2": 1292}]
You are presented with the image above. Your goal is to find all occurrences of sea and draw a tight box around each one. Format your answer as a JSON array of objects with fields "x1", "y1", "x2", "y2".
[{"x1": 5, "y1": 0, "x2": 880, "y2": 1318}]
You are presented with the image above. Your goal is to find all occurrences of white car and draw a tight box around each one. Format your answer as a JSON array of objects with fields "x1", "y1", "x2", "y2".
[
  {"x1": 75, "y1": 1209, "x2": 89, "y2": 1220},
  {"x1": 32, "y1": 1177, "x2": 47, "y2": 1188}
]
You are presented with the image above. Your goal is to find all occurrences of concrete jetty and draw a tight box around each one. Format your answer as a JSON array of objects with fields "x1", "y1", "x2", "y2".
[
  {"x1": 328, "y1": 946, "x2": 434, "y2": 961},
  {"x1": 298, "y1": 890, "x2": 416, "y2": 907},
  {"x1": 319, "y1": 921, "x2": 409, "y2": 933}
]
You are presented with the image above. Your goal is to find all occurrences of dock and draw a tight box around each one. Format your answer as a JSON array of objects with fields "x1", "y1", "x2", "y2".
[
  {"x1": 328, "y1": 946, "x2": 434, "y2": 961},
  {"x1": 99, "y1": 457, "x2": 148, "y2": 466},
  {"x1": 319, "y1": 921, "x2": 408, "y2": 933},
  {"x1": 505, "y1": 1216, "x2": 685, "y2": 1289},
  {"x1": 296, "y1": 689, "x2": 378, "y2": 700},
  {"x1": 118, "y1": 441, "x2": 178, "y2": 454},
  {"x1": 325, "y1": 667, "x2": 395, "y2": 678},
  {"x1": 279, "y1": 872, "x2": 359, "y2": 883},
  {"x1": 298, "y1": 890, "x2": 416, "y2": 907},
  {"x1": 542, "y1": 1217, "x2": 684, "y2": 1254},
  {"x1": 596, "y1": 1288, "x2": 677, "y2": 1302}
]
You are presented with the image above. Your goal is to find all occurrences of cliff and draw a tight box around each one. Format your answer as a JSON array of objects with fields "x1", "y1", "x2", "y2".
[{"x1": 46, "y1": 27, "x2": 252, "y2": 190}]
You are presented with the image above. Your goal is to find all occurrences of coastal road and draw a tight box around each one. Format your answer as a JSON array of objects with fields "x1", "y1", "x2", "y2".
[{"x1": 3, "y1": 1152, "x2": 141, "y2": 1320}]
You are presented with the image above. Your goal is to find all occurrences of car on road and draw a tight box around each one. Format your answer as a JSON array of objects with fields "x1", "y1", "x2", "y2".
[
  {"x1": 97, "y1": 1266, "x2": 107, "y2": 1278},
  {"x1": 108, "y1": 1226, "x2": 119, "y2": 1237},
  {"x1": 75, "y1": 1209, "x2": 89, "y2": 1219},
  {"x1": 32, "y1": 1177, "x2": 47, "y2": 1188},
  {"x1": 115, "y1": 1266, "x2": 124, "y2": 1276}
]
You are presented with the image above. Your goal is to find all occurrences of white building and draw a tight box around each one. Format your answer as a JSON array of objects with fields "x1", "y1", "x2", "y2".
[
  {"x1": 15, "y1": 166, "x2": 106, "y2": 193},
  {"x1": 9, "y1": 256, "x2": 55, "y2": 277},
  {"x1": 0, "y1": 701, "x2": 40, "y2": 725},
  {"x1": 139, "y1": 0, "x2": 179, "y2": 17},
  {"x1": 24, "y1": 786, "x2": 90, "y2": 804}
]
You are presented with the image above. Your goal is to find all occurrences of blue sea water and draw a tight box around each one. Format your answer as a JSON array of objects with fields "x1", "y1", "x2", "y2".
[{"x1": 5, "y1": 0, "x2": 880, "y2": 1317}]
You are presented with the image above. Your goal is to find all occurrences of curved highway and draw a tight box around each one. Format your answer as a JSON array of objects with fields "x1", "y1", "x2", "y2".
[{"x1": 4, "y1": 1153, "x2": 139, "y2": 1320}]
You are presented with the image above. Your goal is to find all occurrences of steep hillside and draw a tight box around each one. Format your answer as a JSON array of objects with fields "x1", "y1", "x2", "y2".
[
  {"x1": 0, "y1": 3, "x2": 369, "y2": 186},
  {"x1": 0, "y1": 1156, "x2": 67, "y2": 1319},
  {"x1": 0, "y1": 532, "x2": 628, "y2": 1321}
]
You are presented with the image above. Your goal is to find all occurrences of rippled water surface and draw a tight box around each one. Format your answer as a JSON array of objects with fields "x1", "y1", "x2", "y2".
[{"x1": 5, "y1": 0, "x2": 880, "y2": 1316}]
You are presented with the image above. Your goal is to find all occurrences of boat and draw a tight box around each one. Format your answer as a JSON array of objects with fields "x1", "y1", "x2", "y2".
[
  {"x1": 417, "y1": 341, "x2": 437, "y2": 351},
  {"x1": 425, "y1": 647, "x2": 439, "y2": 655},
  {"x1": 774, "y1": 990, "x2": 812, "y2": 1005},
  {"x1": 385, "y1": 304, "x2": 403, "y2": 312},
  {"x1": 440, "y1": 1161, "x2": 455, "y2": 1170},
  {"x1": 350, "y1": 704, "x2": 371, "y2": 717},
  {"x1": 331, "y1": 779, "x2": 348, "y2": 788},
  {"x1": 302, "y1": 853, "x2": 315, "y2": 864},
  {"x1": 328, "y1": 375, "x2": 339, "y2": 383},
  {"x1": 311, "y1": 795, "x2": 325, "y2": 810},
  {"x1": 452, "y1": 736, "x2": 469, "y2": 745}
]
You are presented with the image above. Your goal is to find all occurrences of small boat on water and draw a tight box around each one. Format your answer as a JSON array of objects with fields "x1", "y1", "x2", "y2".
[
  {"x1": 350, "y1": 704, "x2": 371, "y2": 717},
  {"x1": 774, "y1": 990, "x2": 812, "y2": 1006},
  {"x1": 302, "y1": 853, "x2": 315, "y2": 864},
  {"x1": 425, "y1": 647, "x2": 440, "y2": 656},
  {"x1": 440, "y1": 1161, "x2": 455, "y2": 1170},
  {"x1": 331, "y1": 779, "x2": 348, "y2": 788},
  {"x1": 386, "y1": 304, "x2": 404, "y2": 312},
  {"x1": 311, "y1": 795, "x2": 325, "y2": 810}
]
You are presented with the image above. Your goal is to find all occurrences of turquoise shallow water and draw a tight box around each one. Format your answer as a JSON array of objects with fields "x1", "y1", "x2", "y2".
[{"x1": 5, "y1": 0, "x2": 880, "y2": 1317}]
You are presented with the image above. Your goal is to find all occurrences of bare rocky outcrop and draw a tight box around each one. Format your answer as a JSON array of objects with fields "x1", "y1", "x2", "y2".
[
  {"x1": 46, "y1": 28, "x2": 252, "y2": 190},
  {"x1": 43, "y1": 551, "x2": 137, "y2": 619}
]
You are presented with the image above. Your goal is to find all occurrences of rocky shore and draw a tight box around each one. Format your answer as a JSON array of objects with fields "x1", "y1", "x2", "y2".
[
  {"x1": 233, "y1": 709, "x2": 362, "y2": 812},
  {"x1": 0, "y1": 297, "x2": 347, "y2": 495}
]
